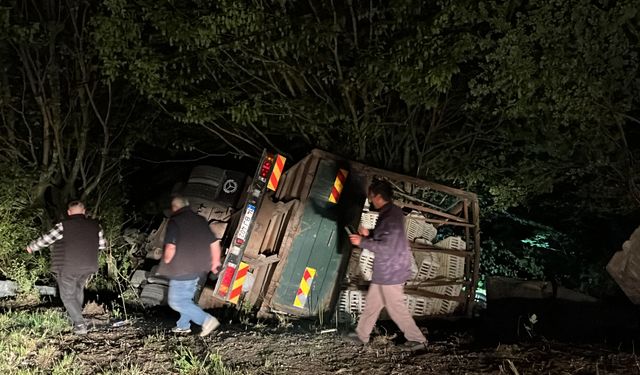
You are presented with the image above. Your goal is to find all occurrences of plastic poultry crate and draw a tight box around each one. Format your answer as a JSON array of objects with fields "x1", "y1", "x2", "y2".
[
  {"x1": 337, "y1": 290, "x2": 368, "y2": 314},
  {"x1": 359, "y1": 211, "x2": 379, "y2": 230},
  {"x1": 405, "y1": 213, "x2": 437, "y2": 242},
  {"x1": 407, "y1": 294, "x2": 444, "y2": 316},
  {"x1": 358, "y1": 249, "x2": 375, "y2": 281},
  {"x1": 434, "y1": 236, "x2": 466, "y2": 251},
  {"x1": 439, "y1": 254, "x2": 466, "y2": 279},
  {"x1": 414, "y1": 252, "x2": 440, "y2": 281},
  {"x1": 438, "y1": 299, "x2": 459, "y2": 314}
]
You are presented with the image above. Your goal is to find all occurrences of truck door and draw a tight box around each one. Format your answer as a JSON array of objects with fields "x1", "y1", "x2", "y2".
[{"x1": 270, "y1": 159, "x2": 363, "y2": 316}]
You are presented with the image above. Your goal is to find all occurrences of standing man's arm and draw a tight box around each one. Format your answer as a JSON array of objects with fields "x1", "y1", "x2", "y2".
[
  {"x1": 163, "y1": 243, "x2": 177, "y2": 264},
  {"x1": 209, "y1": 240, "x2": 222, "y2": 274},
  {"x1": 162, "y1": 219, "x2": 178, "y2": 264},
  {"x1": 209, "y1": 240, "x2": 222, "y2": 275},
  {"x1": 350, "y1": 218, "x2": 393, "y2": 252},
  {"x1": 26, "y1": 223, "x2": 64, "y2": 254}
]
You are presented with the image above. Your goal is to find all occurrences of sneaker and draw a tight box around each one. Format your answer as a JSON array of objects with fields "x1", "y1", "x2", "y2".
[
  {"x1": 73, "y1": 323, "x2": 88, "y2": 335},
  {"x1": 171, "y1": 326, "x2": 192, "y2": 334},
  {"x1": 400, "y1": 340, "x2": 428, "y2": 352},
  {"x1": 199, "y1": 316, "x2": 220, "y2": 337},
  {"x1": 345, "y1": 332, "x2": 367, "y2": 346}
]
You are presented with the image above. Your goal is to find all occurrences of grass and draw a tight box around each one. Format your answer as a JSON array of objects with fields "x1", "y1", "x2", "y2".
[
  {"x1": 0, "y1": 308, "x2": 72, "y2": 374},
  {"x1": 142, "y1": 327, "x2": 167, "y2": 348},
  {"x1": 0, "y1": 308, "x2": 69, "y2": 334},
  {"x1": 173, "y1": 345, "x2": 243, "y2": 375},
  {"x1": 51, "y1": 353, "x2": 85, "y2": 375}
]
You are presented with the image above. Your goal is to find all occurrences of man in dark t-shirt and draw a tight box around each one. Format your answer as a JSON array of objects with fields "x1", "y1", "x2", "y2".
[
  {"x1": 158, "y1": 195, "x2": 222, "y2": 336},
  {"x1": 27, "y1": 201, "x2": 106, "y2": 335}
]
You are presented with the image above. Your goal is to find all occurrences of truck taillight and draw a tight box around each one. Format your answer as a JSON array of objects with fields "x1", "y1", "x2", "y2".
[
  {"x1": 260, "y1": 155, "x2": 274, "y2": 178},
  {"x1": 218, "y1": 263, "x2": 237, "y2": 297}
]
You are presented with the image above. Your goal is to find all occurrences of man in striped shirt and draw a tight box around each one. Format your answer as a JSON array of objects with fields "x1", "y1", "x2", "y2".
[{"x1": 26, "y1": 201, "x2": 106, "y2": 335}]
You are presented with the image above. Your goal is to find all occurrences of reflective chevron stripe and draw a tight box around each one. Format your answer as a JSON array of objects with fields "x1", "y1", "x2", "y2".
[
  {"x1": 267, "y1": 154, "x2": 286, "y2": 191},
  {"x1": 293, "y1": 267, "x2": 316, "y2": 308},
  {"x1": 228, "y1": 262, "x2": 249, "y2": 304},
  {"x1": 328, "y1": 169, "x2": 348, "y2": 203}
]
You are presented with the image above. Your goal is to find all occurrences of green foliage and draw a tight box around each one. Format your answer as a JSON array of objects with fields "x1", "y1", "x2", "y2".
[
  {"x1": 173, "y1": 346, "x2": 240, "y2": 375},
  {"x1": 2, "y1": 0, "x2": 637, "y2": 299},
  {"x1": 480, "y1": 239, "x2": 546, "y2": 280},
  {"x1": 51, "y1": 354, "x2": 85, "y2": 375},
  {"x1": 88, "y1": 191, "x2": 146, "y2": 314},
  {"x1": 0, "y1": 0, "x2": 154, "y2": 214},
  {"x1": 0, "y1": 165, "x2": 48, "y2": 294},
  {"x1": 0, "y1": 308, "x2": 68, "y2": 335},
  {"x1": 0, "y1": 309, "x2": 71, "y2": 374},
  {"x1": 94, "y1": 0, "x2": 640, "y2": 218},
  {"x1": 463, "y1": 0, "x2": 640, "y2": 212}
]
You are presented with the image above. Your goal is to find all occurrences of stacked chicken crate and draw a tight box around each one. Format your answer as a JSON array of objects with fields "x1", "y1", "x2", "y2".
[{"x1": 338, "y1": 203, "x2": 468, "y2": 321}]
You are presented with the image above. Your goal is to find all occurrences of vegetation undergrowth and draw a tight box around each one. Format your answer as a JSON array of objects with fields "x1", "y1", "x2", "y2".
[{"x1": 174, "y1": 345, "x2": 243, "y2": 375}]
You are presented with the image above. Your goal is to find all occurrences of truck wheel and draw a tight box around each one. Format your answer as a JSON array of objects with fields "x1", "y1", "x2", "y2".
[{"x1": 140, "y1": 283, "x2": 168, "y2": 306}]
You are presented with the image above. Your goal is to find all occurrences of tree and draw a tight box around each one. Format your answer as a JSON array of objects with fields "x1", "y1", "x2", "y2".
[
  {"x1": 0, "y1": 0, "x2": 146, "y2": 214},
  {"x1": 94, "y1": 0, "x2": 639, "y2": 217},
  {"x1": 463, "y1": 0, "x2": 640, "y2": 213},
  {"x1": 94, "y1": 1, "x2": 479, "y2": 168}
]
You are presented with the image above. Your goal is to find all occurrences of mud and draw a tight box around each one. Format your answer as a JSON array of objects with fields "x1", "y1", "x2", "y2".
[{"x1": 8, "y1": 300, "x2": 640, "y2": 374}]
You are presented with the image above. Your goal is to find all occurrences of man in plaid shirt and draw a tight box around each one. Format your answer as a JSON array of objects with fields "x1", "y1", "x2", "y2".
[{"x1": 27, "y1": 201, "x2": 106, "y2": 335}]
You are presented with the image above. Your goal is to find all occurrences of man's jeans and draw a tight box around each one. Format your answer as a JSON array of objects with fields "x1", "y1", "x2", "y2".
[
  {"x1": 168, "y1": 278, "x2": 211, "y2": 329},
  {"x1": 56, "y1": 272, "x2": 92, "y2": 325}
]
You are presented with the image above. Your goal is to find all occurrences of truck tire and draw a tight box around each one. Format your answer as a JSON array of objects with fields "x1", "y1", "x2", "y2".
[
  {"x1": 130, "y1": 270, "x2": 149, "y2": 289},
  {"x1": 140, "y1": 283, "x2": 168, "y2": 307},
  {"x1": 188, "y1": 166, "x2": 225, "y2": 186}
]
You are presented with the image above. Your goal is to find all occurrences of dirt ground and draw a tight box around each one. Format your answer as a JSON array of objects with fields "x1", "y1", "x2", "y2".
[{"x1": 13, "y1": 300, "x2": 640, "y2": 375}]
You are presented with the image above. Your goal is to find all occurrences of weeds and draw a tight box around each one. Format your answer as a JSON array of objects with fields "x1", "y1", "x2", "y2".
[
  {"x1": 275, "y1": 313, "x2": 292, "y2": 329},
  {"x1": 52, "y1": 353, "x2": 85, "y2": 375},
  {"x1": 97, "y1": 355, "x2": 146, "y2": 375},
  {"x1": 173, "y1": 345, "x2": 241, "y2": 375},
  {"x1": 238, "y1": 300, "x2": 253, "y2": 326},
  {"x1": 143, "y1": 328, "x2": 167, "y2": 348},
  {"x1": 0, "y1": 308, "x2": 68, "y2": 335},
  {"x1": 0, "y1": 309, "x2": 69, "y2": 374}
]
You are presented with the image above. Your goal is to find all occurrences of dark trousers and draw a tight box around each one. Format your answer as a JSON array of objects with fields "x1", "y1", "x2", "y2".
[{"x1": 56, "y1": 272, "x2": 92, "y2": 325}]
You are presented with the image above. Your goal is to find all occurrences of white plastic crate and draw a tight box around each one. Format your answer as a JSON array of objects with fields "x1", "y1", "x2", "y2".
[
  {"x1": 339, "y1": 290, "x2": 439, "y2": 318},
  {"x1": 338, "y1": 290, "x2": 350, "y2": 313},
  {"x1": 357, "y1": 248, "x2": 420, "y2": 281},
  {"x1": 360, "y1": 211, "x2": 379, "y2": 230},
  {"x1": 337, "y1": 290, "x2": 368, "y2": 314},
  {"x1": 347, "y1": 290, "x2": 367, "y2": 313},
  {"x1": 414, "y1": 252, "x2": 440, "y2": 281},
  {"x1": 434, "y1": 236, "x2": 466, "y2": 250},
  {"x1": 406, "y1": 294, "x2": 444, "y2": 316},
  {"x1": 359, "y1": 249, "x2": 375, "y2": 281},
  {"x1": 439, "y1": 254, "x2": 466, "y2": 279},
  {"x1": 413, "y1": 238, "x2": 432, "y2": 246},
  {"x1": 409, "y1": 252, "x2": 419, "y2": 279},
  {"x1": 442, "y1": 284, "x2": 462, "y2": 297},
  {"x1": 438, "y1": 299, "x2": 459, "y2": 314},
  {"x1": 337, "y1": 290, "x2": 355, "y2": 323},
  {"x1": 424, "y1": 285, "x2": 446, "y2": 295},
  {"x1": 345, "y1": 249, "x2": 363, "y2": 283},
  {"x1": 405, "y1": 213, "x2": 437, "y2": 242}
]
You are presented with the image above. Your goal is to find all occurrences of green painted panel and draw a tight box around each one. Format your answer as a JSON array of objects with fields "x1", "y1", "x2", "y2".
[{"x1": 272, "y1": 159, "x2": 350, "y2": 315}]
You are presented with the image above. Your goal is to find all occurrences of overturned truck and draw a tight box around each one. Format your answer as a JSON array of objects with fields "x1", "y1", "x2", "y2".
[{"x1": 139, "y1": 149, "x2": 482, "y2": 320}]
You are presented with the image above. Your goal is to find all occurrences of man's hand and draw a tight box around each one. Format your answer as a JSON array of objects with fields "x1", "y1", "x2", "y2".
[
  {"x1": 211, "y1": 261, "x2": 222, "y2": 275},
  {"x1": 349, "y1": 234, "x2": 362, "y2": 247},
  {"x1": 358, "y1": 226, "x2": 369, "y2": 237},
  {"x1": 210, "y1": 240, "x2": 222, "y2": 275},
  {"x1": 25, "y1": 246, "x2": 33, "y2": 254}
]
